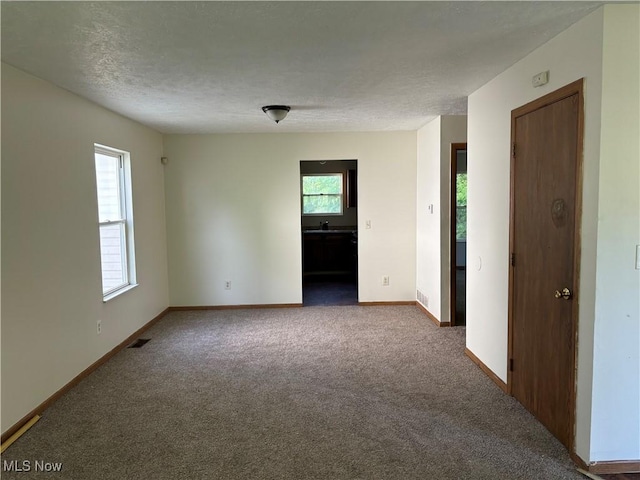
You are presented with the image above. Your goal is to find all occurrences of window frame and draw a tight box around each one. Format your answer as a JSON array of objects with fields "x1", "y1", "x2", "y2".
[
  {"x1": 94, "y1": 144, "x2": 137, "y2": 301},
  {"x1": 301, "y1": 173, "x2": 344, "y2": 216}
]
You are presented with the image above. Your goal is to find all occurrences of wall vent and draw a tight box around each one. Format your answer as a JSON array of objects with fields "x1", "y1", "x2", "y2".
[{"x1": 416, "y1": 290, "x2": 429, "y2": 308}]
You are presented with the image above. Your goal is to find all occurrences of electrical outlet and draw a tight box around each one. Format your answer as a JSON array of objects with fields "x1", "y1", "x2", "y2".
[
  {"x1": 382, "y1": 275, "x2": 389, "y2": 286},
  {"x1": 225, "y1": 280, "x2": 232, "y2": 290},
  {"x1": 97, "y1": 320, "x2": 102, "y2": 335}
]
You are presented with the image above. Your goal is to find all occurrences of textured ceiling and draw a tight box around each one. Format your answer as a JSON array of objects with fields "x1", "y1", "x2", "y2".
[{"x1": 1, "y1": 1, "x2": 603, "y2": 134}]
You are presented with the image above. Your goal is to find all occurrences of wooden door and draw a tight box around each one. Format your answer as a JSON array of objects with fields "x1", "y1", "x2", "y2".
[{"x1": 509, "y1": 80, "x2": 583, "y2": 450}]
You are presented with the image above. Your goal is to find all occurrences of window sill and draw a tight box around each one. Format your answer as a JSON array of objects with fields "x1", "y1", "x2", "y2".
[
  {"x1": 302, "y1": 213, "x2": 344, "y2": 217},
  {"x1": 103, "y1": 283, "x2": 138, "y2": 303}
]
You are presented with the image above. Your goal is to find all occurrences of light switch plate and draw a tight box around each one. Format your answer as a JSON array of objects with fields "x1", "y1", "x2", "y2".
[{"x1": 636, "y1": 245, "x2": 640, "y2": 270}]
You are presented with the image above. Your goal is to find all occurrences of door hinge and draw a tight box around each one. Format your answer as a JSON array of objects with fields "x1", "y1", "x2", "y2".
[
  {"x1": 510, "y1": 252, "x2": 515, "y2": 267},
  {"x1": 509, "y1": 358, "x2": 514, "y2": 372},
  {"x1": 512, "y1": 143, "x2": 516, "y2": 158}
]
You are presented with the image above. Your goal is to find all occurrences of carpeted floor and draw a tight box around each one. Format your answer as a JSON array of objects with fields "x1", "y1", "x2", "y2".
[{"x1": 2, "y1": 306, "x2": 588, "y2": 479}]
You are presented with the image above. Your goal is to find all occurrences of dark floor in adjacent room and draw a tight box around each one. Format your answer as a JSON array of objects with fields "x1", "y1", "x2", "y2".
[
  {"x1": 455, "y1": 267, "x2": 466, "y2": 325},
  {"x1": 302, "y1": 275, "x2": 358, "y2": 306}
]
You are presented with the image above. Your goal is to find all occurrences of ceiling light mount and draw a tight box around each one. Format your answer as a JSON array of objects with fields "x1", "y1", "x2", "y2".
[{"x1": 262, "y1": 105, "x2": 290, "y2": 124}]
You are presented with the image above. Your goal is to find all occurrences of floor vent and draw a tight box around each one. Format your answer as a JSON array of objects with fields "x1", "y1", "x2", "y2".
[{"x1": 128, "y1": 338, "x2": 150, "y2": 349}]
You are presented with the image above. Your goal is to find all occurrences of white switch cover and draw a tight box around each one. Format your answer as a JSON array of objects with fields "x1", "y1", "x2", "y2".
[
  {"x1": 365, "y1": 220, "x2": 371, "y2": 229},
  {"x1": 636, "y1": 245, "x2": 640, "y2": 270}
]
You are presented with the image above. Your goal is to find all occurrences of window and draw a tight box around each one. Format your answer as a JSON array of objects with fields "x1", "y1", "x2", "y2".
[
  {"x1": 301, "y1": 174, "x2": 343, "y2": 215},
  {"x1": 94, "y1": 145, "x2": 136, "y2": 299},
  {"x1": 456, "y1": 172, "x2": 467, "y2": 240}
]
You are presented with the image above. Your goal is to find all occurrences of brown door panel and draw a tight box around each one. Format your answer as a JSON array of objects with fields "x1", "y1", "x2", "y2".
[{"x1": 510, "y1": 84, "x2": 582, "y2": 450}]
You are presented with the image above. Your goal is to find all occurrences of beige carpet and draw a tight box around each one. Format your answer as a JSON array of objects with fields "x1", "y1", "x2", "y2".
[{"x1": 2, "y1": 306, "x2": 586, "y2": 479}]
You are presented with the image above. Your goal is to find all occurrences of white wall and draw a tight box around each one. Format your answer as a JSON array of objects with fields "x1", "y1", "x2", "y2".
[
  {"x1": 163, "y1": 132, "x2": 417, "y2": 306},
  {"x1": 416, "y1": 118, "x2": 442, "y2": 317},
  {"x1": 416, "y1": 116, "x2": 466, "y2": 322},
  {"x1": 1, "y1": 64, "x2": 170, "y2": 433},
  {"x1": 467, "y1": 8, "x2": 605, "y2": 462},
  {"x1": 468, "y1": 5, "x2": 640, "y2": 463},
  {"x1": 590, "y1": 5, "x2": 640, "y2": 462}
]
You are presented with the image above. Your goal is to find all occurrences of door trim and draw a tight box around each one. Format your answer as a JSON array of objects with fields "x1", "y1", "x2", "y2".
[
  {"x1": 450, "y1": 143, "x2": 467, "y2": 327},
  {"x1": 507, "y1": 78, "x2": 584, "y2": 453}
]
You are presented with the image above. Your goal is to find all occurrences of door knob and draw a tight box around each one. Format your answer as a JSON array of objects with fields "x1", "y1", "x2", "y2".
[{"x1": 554, "y1": 287, "x2": 572, "y2": 300}]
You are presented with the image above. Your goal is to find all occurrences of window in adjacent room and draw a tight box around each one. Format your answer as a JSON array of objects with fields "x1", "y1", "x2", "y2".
[
  {"x1": 94, "y1": 144, "x2": 136, "y2": 299},
  {"x1": 301, "y1": 173, "x2": 343, "y2": 215},
  {"x1": 456, "y1": 172, "x2": 467, "y2": 240}
]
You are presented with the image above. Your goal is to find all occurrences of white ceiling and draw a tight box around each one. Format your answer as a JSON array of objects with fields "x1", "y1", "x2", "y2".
[{"x1": 1, "y1": 1, "x2": 603, "y2": 134}]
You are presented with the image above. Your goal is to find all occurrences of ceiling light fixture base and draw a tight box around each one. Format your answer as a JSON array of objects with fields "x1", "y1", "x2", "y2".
[{"x1": 262, "y1": 105, "x2": 290, "y2": 124}]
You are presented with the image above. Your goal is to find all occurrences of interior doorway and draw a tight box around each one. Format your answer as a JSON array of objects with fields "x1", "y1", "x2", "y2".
[
  {"x1": 450, "y1": 143, "x2": 467, "y2": 326},
  {"x1": 300, "y1": 160, "x2": 358, "y2": 306},
  {"x1": 508, "y1": 79, "x2": 583, "y2": 451}
]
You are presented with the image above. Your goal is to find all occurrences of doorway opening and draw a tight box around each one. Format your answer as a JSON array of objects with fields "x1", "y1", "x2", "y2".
[
  {"x1": 450, "y1": 143, "x2": 467, "y2": 326},
  {"x1": 300, "y1": 160, "x2": 358, "y2": 306}
]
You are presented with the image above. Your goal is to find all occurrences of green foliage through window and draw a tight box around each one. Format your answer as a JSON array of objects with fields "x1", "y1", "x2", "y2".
[
  {"x1": 302, "y1": 174, "x2": 343, "y2": 215},
  {"x1": 456, "y1": 173, "x2": 467, "y2": 240}
]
